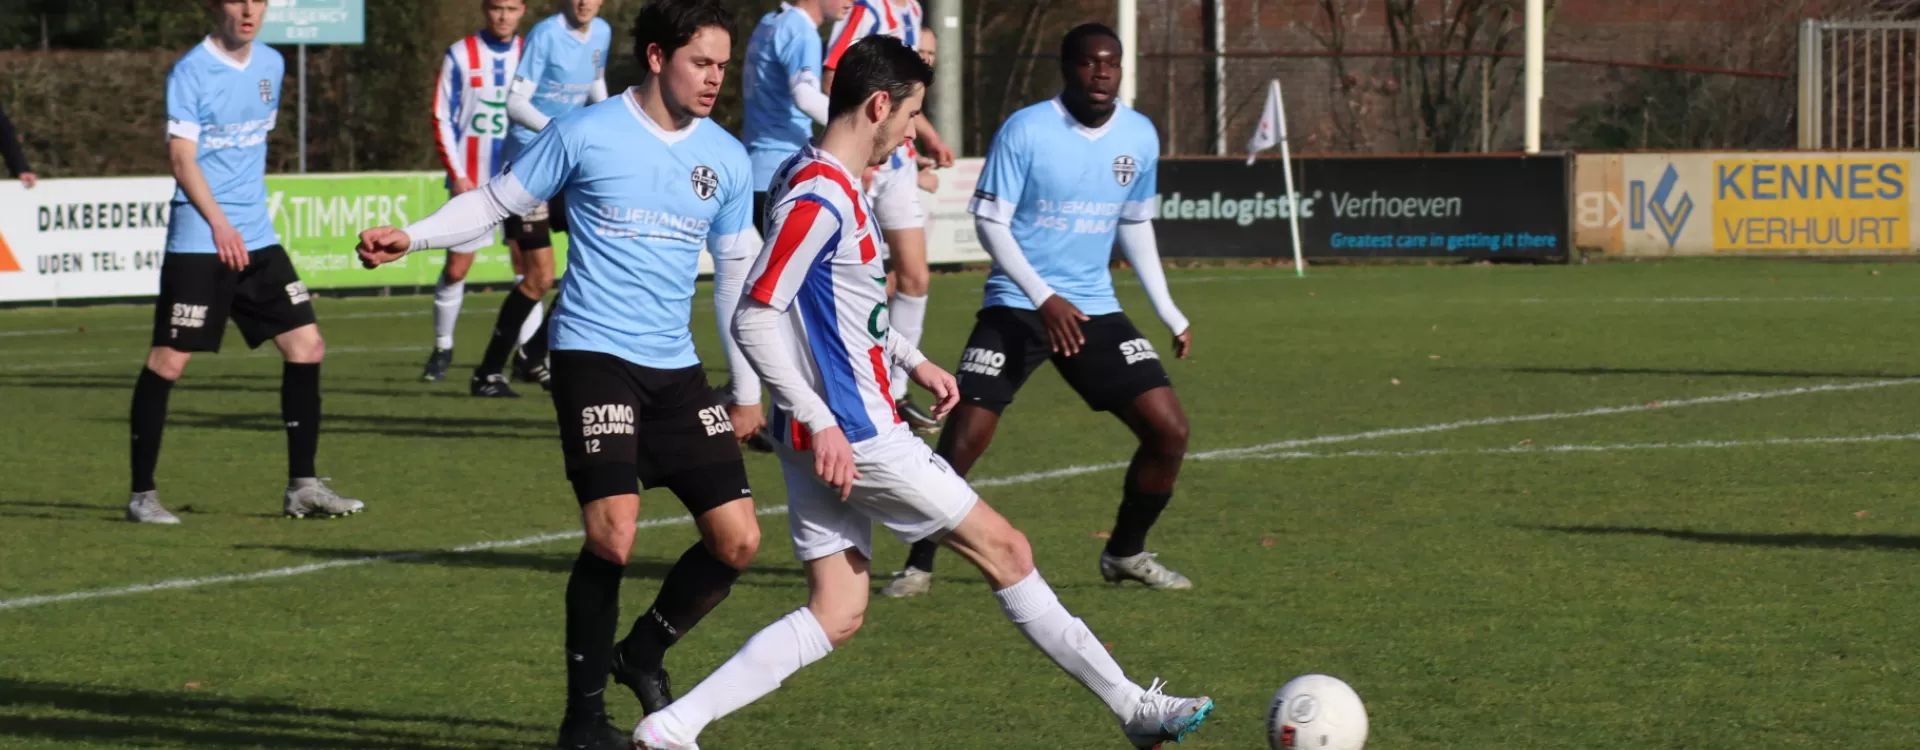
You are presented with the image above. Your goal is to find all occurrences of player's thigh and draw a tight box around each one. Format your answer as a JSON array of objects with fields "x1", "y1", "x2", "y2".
[
  {"x1": 549, "y1": 350, "x2": 646, "y2": 505},
  {"x1": 150, "y1": 252, "x2": 235, "y2": 354},
  {"x1": 955, "y1": 306, "x2": 1053, "y2": 414},
  {"x1": 444, "y1": 236, "x2": 486, "y2": 281},
  {"x1": 775, "y1": 445, "x2": 874, "y2": 565},
  {"x1": 847, "y1": 433, "x2": 979, "y2": 547},
  {"x1": 229, "y1": 245, "x2": 319, "y2": 351},
  {"x1": 938, "y1": 498, "x2": 1035, "y2": 589},
  {"x1": 1113, "y1": 385, "x2": 1190, "y2": 450},
  {"x1": 633, "y1": 365, "x2": 752, "y2": 518},
  {"x1": 1053, "y1": 313, "x2": 1172, "y2": 413}
]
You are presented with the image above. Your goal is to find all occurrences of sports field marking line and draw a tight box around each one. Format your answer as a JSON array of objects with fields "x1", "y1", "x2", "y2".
[
  {"x1": 0, "y1": 307, "x2": 496, "y2": 340},
  {"x1": 0, "y1": 344, "x2": 434, "y2": 373},
  {"x1": 1504, "y1": 296, "x2": 1910, "y2": 304},
  {"x1": 1236, "y1": 432, "x2": 1920, "y2": 462},
  {"x1": 4, "y1": 377, "x2": 1913, "y2": 612},
  {"x1": 972, "y1": 377, "x2": 1920, "y2": 486}
]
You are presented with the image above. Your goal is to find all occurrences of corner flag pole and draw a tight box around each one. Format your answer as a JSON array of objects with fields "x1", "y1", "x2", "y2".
[{"x1": 1274, "y1": 82, "x2": 1305, "y2": 277}]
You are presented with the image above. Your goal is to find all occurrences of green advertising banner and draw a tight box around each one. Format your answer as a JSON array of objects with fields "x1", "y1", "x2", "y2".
[{"x1": 266, "y1": 173, "x2": 568, "y2": 291}]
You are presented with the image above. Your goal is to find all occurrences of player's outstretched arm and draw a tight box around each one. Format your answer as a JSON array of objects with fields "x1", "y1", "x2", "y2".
[
  {"x1": 976, "y1": 216, "x2": 1089, "y2": 355},
  {"x1": 357, "y1": 178, "x2": 537, "y2": 268},
  {"x1": 1116, "y1": 219, "x2": 1191, "y2": 359}
]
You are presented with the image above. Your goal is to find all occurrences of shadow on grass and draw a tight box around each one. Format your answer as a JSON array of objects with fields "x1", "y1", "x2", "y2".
[
  {"x1": 0, "y1": 373, "x2": 476, "y2": 400},
  {"x1": 1506, "y1": 366, "x2": 1915, "y2": 380},
  {"x1": 138, "y1": 411, "x2": 555, "y2": 441},
  {"x1": 0, "y1": 677, "x2": 539, "y2": 749},
  {"x1": 231, "y1": 544, "x2": 809, "y2": 581},
  {"x1": 1530, "y1": 525, "x2": 1920, "y2": 551}
]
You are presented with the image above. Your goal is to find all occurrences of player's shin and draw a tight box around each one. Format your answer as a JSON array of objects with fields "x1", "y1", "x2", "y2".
[
  {"x1": 565, "y1": 547, "x2": 626, "y2": 720},
  {"x1": 282, "y1": 362, "x2": 321, "y2": 480},
  {"x1": 477, "y1": 289, "x2": 540, "y2": 376},
  {"x1": 618, "y1": 541, "x2": 741, "y2": 671},
  {"x1": 643, "y1": 607, "x2": 833, "y2": 743},
  {"x1": 993, "y1": 569, "x2": 1145, "y2": 719},
  {"x1": 432, "y1": 272, "x2": 465, "y2": 351},
  {"x1": 129, "y1": 367, "x2": 175, "y2": 493}
]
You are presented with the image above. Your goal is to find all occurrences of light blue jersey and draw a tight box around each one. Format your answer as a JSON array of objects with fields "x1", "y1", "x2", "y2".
[
  {"x1": 504, "y1": 14, "x2": 612, "y2": 159},
  {"x1": 505, "y1": 94, "x2": 753, "y2": 369},
  {"x1": 743, "y1": 5, "x2": 824, "y2": 189},
  {"x1": 163, "y1": 37, "x2": 283, "y2": 253},
  {"x1": 968, "y1": 98, "x2": 1159, "y2": 315}
]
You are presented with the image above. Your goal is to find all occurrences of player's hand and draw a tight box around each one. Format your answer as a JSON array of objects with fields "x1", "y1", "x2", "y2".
[
  {"x1": 451, "y1": 177, "x2": 476, "y2": 196},
  {"x1": 1172, "y1": 327, "x2": 1192, "y2": 360},
  {"x1": 1038, "y1": 295, "x2": 1089, "y2": 357},
  {"x1": 18, "y1": 172, "x2": 37, "y2": 189},
  {"x1": 810, "y1": 426, "x2": 862, "y2": 501},
  {"x1": 928, "y1": 142, "x2": 955, "y2": 168},
  {"x1": 917, "y1": 169, "x2": 939, "y2": 194},
  {"x1": 909, "y1": 360, "x2": 960, "y2": 419},
  {"x1": 212, "y1": 222, "x2": 249, "y2": 272},
  {"x1": 727, "y1": 402, "x2": 766, "y2": 445},
  {"x1": 356, "y1": 226, "x2": 413, "y2": 269},
  {"x1": 915, "y1": 155, "x2": 936, "y2": 171}
]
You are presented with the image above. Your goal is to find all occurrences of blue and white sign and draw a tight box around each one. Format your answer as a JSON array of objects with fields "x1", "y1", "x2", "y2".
[{"x1": 263, "y1": 0, "x2": 365, "y2": 44}]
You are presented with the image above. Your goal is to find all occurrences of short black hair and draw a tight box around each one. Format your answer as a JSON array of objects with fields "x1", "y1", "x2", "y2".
[
  {"x1": 827, "y1": 36, "x2": 934, "y2": 120},
  {"x1": 630, "y1": 0, "x2": 736, "y2": 74},
  {"x1": 1059, "y1": 22, "x2": 1121, "y2": 67}
]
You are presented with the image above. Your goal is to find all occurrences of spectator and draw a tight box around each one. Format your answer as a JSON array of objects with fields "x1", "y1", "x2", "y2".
[{"x1": 0, "y1": 102, "x2": 36, "y2": 188}]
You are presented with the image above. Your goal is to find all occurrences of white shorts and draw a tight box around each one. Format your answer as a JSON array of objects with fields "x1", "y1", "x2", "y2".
[
  {"x1": 870, "y1": 163, "x2": 928, "y2": 232},
  {"x1": 773, "y1": 425, "x2": 979, "y2": 563}
]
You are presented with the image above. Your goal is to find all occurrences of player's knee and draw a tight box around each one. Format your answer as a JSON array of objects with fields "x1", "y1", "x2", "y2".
[
  {"x1": 519, "y1": 275, "x2": 551, "y2": 299},
  {"x1": 704, "y1": 524, "x2": 760, "y2": 571},
  {"x1": 813, "y1": 606, "x2": 865, "y2": 647},
  {"x1": 896, "y1": 268, "x2": 930, "y2": 296},
  {"x1": 992, "y1": 526, "x2": 1036, "y2": 579},
  {"x1": 283, "y1": 332, "x2": 325, "y2": 363},
  {"x1": 442, "y1": 264, "x2": 469, "y2": 284},
  {"x1": 587, "y1": 523, "x2": 636, "y2": 566},
  {"x1": 1152, "y1": 419, "x2": 1190, "y2": 458},
  {"x1": 145, "y1": 349, "x2": 190, "y2": 380}
]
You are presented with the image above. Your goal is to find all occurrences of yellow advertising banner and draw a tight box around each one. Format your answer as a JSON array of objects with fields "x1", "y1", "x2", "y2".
[{"x1": 1573, "y1": 152, "x2": 1920, "y2": 256}]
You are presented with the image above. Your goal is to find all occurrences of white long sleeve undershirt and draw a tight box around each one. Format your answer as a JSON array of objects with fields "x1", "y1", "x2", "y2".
[
  {"x1": 974, "y1": 215, "x2": 1056, "y2": 306},
  {"x1": 505, "y1": 77, "x2": 551, "y2": 133},
  {"x1": 733, "y1": 298, "x2": 927, "y2": 436},
  {"x1": 1115, "y1": 220, "x2": 1190, "y2": 334},
  {"x1": 791, "y1": 72, "x2": 829, "y2": 125}
]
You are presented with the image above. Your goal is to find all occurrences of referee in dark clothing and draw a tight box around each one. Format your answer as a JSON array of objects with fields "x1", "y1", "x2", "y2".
[{"x1": 0, "y1": 102, "x2": 36, "y2": 188}]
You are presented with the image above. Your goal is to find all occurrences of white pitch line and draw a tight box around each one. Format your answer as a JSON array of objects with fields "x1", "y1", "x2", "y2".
[
  {"x1": 973, "y1": 378, "x2": 1920, "y2": 487},
  {"x1": 0, "y1": 344, "x2": 434, "y2": 373},
  {"x1": 1233, "y1": 432, "x2": 1920, "y2": 463},
  {"x1": 0, "y1": 307, "x2": 497, "y2": 341},
  {"x1": 4, "y1": 378, "x2": 1915, "y2": 612},
  {"x1": 1508, "y1": 296, "x2": 1909, "y2": 304},
  {"x1": 0, "y1": 507, "x2": 788, "y2": 612}
]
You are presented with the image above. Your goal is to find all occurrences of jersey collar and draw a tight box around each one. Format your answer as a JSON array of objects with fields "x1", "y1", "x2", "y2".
[
  {"x1": 1051, "y1": 97, "x2": 1118, "y2": 142},
  {"x1": 802, "y1": 142, "x2": 858, "y2": 182},
  {"x1": 623, "y1": 87, "x2": 702, "y2": 146},
  {"x1": 200, "y1": 36, "x2": 253, "y2": 71}
]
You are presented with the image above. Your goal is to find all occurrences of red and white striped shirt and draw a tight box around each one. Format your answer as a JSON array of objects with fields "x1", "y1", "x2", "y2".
[
  {"x1": 432, "y1": 32, "x2": 523, "y2": 184},
  {"x1": 746, "y1": 145, "x2": 910, "y2": 445}
]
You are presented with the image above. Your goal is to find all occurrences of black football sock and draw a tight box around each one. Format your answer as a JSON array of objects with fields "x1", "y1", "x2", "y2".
[
  {"x1": 129, "y1": 367, "x2": 175, "y2": 493},
  {"x1": 1104, "y1": 489, "x2": 1172, "y2": 558},
  {"x1": 619, "y1": 542, "x2": 740, "y2": 671},
  {"x1": 904, "y1": 539, "x2": 939, "y2": 573},
  {"x1": 565, "y1": 548, "x2": 625, "y2": 719},
  {"x1": 477, "y1": 290, "x2": 539, "y2": 377},
  {"x1": 282, "y1": 362, "x2": 321, "y2": 480},
  {"x1": 520, "y1": 305, "x2": 554, "y2": 362}
]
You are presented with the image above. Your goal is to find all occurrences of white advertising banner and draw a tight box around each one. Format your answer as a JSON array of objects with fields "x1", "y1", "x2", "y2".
[
  {"x1": 921, "y1": 157, "x2": 987, "y2": 265},
  {"x1": 0, "y1": 178, "x2": 176, "y2": 303}
]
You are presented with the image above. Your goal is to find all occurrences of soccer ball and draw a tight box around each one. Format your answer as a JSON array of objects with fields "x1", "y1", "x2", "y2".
[{"x1": 1266, "y1": 674, "x2": 1368, "y2": 750}]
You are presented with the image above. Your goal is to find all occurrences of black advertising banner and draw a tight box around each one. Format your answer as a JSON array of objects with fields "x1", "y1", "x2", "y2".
[{"x1": 1152, "y1": 155, "x2": 1570, "y2": 260}]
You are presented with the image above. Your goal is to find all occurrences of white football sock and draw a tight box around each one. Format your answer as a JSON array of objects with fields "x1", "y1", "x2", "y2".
[
  {"x1": 887, "y1": 292, "x2": 927, "y2": 400},
  {"x1": 650, "y1": 607, "x2": 834, "y2": 742},
  {"x1": 515, "y1": 300, "x2": 544, "y2": 348},
  {"x1": 994, "y1": 570, "x2": 1145, "y2": 720},
  {"x1": 432, "y1": 273, "x2": 464, "y2": 351}
]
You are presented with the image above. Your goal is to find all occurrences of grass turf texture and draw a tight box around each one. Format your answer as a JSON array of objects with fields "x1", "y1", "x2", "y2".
[{"x1": 1, "y1": 260, "x2": 1917, "y2": 749}]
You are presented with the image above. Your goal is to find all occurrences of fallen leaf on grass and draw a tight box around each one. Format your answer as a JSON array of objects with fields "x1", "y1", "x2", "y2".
[
  {"x1": 1259, "y1": 535, "x2": 1276, "y2": 548},
  {"x1": 1855, "y1": 510, "x2": 1870, "y2": 519},
  {"x1": 1517, "y1": 439, "x2": 1533, "y2": 445},
  {"x1": 184, "y1": 682, "x2": 202, "y2": 690},
  {"x1": 1089, "y1": 531, "x2": 1111, "y2": 539},
  {"x1": 1429, "y1": 354, "x2": 1442, "y2": 360},
  {"x1": 1391, "y1": 378, "x2": 1402, "y2": 385}
]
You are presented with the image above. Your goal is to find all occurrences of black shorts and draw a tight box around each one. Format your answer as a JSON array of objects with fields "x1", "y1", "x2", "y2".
[
  {"x1": 955, "y1": 306, "x2": 1171, "y2": 414},
  {"x1": 504, "y1": 190, "x2": 568, "y2": 250},
  {"x1": 549, "y1": 350, "x2": 750, "y2": 513},
  {"x1": 150, "y1": 245, "x2": 317, "y2": 353}
]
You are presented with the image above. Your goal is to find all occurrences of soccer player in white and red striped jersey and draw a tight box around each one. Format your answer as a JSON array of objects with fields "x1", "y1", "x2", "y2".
[
  {"x1": 632, "y1": 36, "x2": 1213, "y2": 750},
  {"x1": 421, "y1": 0, "x2": 531, "y2": 383}
]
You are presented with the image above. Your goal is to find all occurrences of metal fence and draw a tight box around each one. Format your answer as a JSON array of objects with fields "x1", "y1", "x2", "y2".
[{"x1": 1798, "y1": 19, "x2": 1920, "y2": 149}]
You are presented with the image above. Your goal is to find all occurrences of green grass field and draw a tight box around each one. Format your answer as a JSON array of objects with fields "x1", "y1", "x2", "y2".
[{"x1": 2, "y1": 260, "x2": 1917, "y2": 749}]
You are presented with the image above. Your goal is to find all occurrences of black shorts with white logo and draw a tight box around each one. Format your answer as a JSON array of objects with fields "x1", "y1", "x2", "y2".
[
  {"x1": 549, "y1": 349, "x2": 750, "y2": 513},
  {"x1": 503, "y1": 190, "x2": 569, "y2": 250},
  {"x1": 955, "y1": 306, "x2": 1172, "y2": 414},
  {"x1": 149, "y1": 244, "x2": 317, "y2": 353}
]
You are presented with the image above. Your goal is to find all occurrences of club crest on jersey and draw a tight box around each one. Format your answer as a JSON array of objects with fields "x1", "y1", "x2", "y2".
[
  {"x1": 690, "y1": 166, "x2": 719, "y2": 201},
  {"x1": 258, "y1": 79, "x2": 272, "y2": 103},
  {"x1": 1112, "y1": 155, "x2": 1138, "y2": 187}
]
